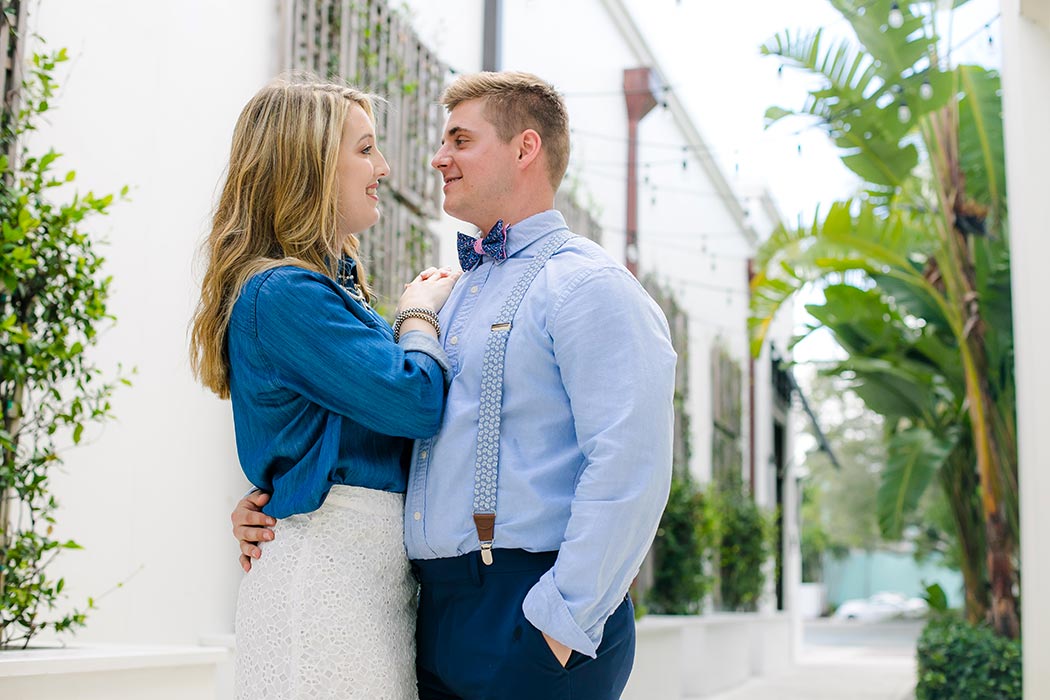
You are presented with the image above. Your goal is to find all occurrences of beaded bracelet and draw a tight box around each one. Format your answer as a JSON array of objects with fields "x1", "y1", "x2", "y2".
[{"x1": 393, "y1": 307, "x2": 440, "y2": 342}]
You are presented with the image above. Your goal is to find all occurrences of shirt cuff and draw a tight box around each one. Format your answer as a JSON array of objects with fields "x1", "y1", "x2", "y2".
[
  {"x1": 522, "y1": 570, "x2": 600, "y2": 658},
  {"x1": 397, "y1": 330, "x2": 452, "y2": 387},
  {"x1": 241, "y1": 485, "x2": 264, "y2": 499}
]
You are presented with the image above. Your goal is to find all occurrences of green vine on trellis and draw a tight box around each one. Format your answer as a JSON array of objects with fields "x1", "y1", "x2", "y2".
[{"x1": 1, "y1": 46, "x2": 130, "y2": 648}]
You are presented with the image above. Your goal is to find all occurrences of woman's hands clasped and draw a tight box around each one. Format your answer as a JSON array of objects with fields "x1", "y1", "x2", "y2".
[{"x1": 397, "y1": 266, "x2": 461, "y2": 315}]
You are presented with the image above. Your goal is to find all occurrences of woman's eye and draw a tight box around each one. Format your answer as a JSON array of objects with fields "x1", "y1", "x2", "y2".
[{"x1": 362, "y1": 145, "x2": 373, "y2": 154}]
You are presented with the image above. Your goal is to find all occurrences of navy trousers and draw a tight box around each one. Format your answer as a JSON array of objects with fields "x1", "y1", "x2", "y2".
[{"x1": 412, "y1": 549, "x2": 636, "y2": 700}]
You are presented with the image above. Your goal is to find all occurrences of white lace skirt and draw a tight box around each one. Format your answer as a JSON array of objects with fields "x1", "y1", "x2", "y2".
[{"x1": 235, "y1": 485, "x2": 418, "y2": 700}]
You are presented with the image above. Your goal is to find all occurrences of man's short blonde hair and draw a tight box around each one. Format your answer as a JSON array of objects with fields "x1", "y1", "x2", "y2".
[{"x1": 441, "y1": 71, "x2": 569, "y2": 190}]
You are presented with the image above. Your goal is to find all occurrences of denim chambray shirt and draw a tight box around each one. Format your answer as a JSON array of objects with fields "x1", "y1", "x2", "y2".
[{"x1": 227, "y1": 263, "x2": 451, "y2": 519}]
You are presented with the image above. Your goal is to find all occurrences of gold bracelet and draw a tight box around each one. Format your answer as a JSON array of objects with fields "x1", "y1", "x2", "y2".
[{"x1": 393, "y1": 307, "x2": 440, "y2": 342}]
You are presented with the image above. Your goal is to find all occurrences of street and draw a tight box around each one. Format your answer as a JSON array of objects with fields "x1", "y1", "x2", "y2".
[{"x1": 698, "y1": 620, "x2": 922, "y2": 700}]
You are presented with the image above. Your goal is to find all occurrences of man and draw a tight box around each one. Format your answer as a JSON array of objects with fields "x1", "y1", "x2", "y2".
[{"x1": 232, "y1": 71, "x2": 675, "y2": 699}]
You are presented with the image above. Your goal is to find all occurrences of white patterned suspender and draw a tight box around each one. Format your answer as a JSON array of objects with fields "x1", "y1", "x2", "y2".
[{"x1": 471, "y1": 230, "x2": 574, "y2": 565}]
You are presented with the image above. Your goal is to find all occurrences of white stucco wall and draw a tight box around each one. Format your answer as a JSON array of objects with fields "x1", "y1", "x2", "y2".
[
  {"x1": 1001, "y1": 0, "x2": 1050, "y2": 696},
  {"x1": 24, "y1": 0, "x2": 283, "y2": 644}
]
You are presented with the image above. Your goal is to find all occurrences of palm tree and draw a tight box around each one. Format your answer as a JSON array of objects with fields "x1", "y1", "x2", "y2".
[{"x1": 750, "y1": 0, "x2": 1017, "y2": 637}]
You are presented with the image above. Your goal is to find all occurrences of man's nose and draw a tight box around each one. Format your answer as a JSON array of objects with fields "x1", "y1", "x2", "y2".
[{"x1": 431, "y1": 148, "x2": 449, "y2": 170}]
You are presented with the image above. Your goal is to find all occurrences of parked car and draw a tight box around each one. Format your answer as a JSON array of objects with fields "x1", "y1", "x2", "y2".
[{"x1": 832, "y1": 592, "x2": 929, "y2": 621}]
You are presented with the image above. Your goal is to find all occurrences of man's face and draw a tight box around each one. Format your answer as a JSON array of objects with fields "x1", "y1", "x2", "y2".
[{"x1": 431, "y1": 99, "x2": 517, "y2": 231}]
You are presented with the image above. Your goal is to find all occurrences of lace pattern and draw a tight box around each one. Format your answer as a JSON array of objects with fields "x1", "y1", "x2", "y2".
[{"x1": 235, "y1": 485, "x2": 418, "y2": 699}]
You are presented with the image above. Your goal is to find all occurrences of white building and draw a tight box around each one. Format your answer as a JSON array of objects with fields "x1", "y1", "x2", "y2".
[
  {"x1": 0, "y1": 1, "x2": 798, "y2": 698},
  {"x1": 1001, "y1": 1, "x2": 1050, "y2": 698}
]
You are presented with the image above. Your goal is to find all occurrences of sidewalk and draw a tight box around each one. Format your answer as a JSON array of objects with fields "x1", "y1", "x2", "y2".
[{"x1": 697, "y1": 620, "x2": 919, "y2": 700}]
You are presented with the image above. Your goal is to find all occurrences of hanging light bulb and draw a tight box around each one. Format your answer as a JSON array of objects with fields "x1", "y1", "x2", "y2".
[
  {"x1": 898, "y1": 100, "x2": 912, "y2": 123},
  {"x1": 920, "y1": 78, "x2": 934, "y2": 101},
  {"x1": 888, "y1": 1, "x2": 904, "y2": 29}
]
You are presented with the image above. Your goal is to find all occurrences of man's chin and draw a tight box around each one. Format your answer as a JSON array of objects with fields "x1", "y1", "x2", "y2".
[{"x1": 442, "y1": 200, "x2": 469, "y2": 223}]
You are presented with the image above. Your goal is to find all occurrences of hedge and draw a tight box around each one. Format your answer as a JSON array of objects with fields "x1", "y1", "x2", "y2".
[{"x1": 916, "y1": 615, "x2": 1021, "y2": 700}]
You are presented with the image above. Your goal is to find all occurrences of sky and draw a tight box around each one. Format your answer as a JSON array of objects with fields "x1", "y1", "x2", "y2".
[
  {"x1": 622, "y1": 0, "x2": 1003, "y2": 222},
  {"x1": 618, "y1": 0, "x2": 1003, "y2": 361}
]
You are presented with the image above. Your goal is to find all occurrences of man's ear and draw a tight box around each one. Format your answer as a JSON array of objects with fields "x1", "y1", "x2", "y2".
[{"x1": 517, "y1": 129, "x2": 542, "y2": 169}]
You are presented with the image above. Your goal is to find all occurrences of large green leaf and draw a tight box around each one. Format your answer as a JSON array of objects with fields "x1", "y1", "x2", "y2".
[
  {"x1": 764, "y1": 2, "x2": 955, "y2": 199},
  {"x1": 841, "y1": 143, "x2": 919, "y2": 186},
  {"x1": 807, "y1": 284, "x2": 909, "y2": 355},
  {"x1": 761, "y1": 27, "x2": 915, "y2": 192},
  {"x1": 957, "y1": 65, "x2": 1005, "y2": 216},
  {"x1": 749, "y1": 199, "x2": 948, "y2": 355},
  {"x1": 878, "y1": 427, "x2": 958, "y2": 538},
  {"x1": 830, "y1": 0, "x2": 933, "y2": 78},
  {"x1": 764, "y1": 105, "x2": 795, "y2": 128},
  {"x1": 853, "y1": 371, "x2": 933, "y2": 419}
]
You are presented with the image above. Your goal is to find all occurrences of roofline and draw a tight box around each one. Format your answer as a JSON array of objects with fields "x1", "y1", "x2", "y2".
[{"x1": 598, "y1": 0, "x2": 771, "y2": 245}]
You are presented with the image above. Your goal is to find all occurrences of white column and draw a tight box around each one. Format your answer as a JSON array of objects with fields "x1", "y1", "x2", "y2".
[{"x1": 1001, "y1": 1, "x2": 1050, "y2": 697}]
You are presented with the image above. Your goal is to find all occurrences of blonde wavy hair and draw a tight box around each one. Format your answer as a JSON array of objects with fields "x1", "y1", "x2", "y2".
[{"x1": 190, "y1": 77, "x2": 379, "y2": 398}]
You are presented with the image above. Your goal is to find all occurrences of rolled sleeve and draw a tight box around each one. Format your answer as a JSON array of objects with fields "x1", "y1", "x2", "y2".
[
  {"x1": 523, "y1": 570, "x2": 601, "y2": 657},
  {"x1": 397, "y1": 330, "x2": 452, "y2": 388}
]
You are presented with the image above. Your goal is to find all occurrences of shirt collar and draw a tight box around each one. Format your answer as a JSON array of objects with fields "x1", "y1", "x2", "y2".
[{"x1": 502, "y1": 210, "x2": 568, "y2": 259}]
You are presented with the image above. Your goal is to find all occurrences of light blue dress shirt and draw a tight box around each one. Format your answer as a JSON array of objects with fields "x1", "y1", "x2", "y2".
[{"x1": 404, "y1": 210, "x2": 676, "y2": 657}]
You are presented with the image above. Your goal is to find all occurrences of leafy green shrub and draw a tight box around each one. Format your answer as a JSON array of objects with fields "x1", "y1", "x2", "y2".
[
  {"x1": 717, "y1": 483, "x2": 773, "y2": 612},
  {"x1": 0, "y1": 48, "x2": 127, "y2": 648},
  {"x1": 647, "y1": 476, "x2": 719, "y2": 614},
  {"x1": 916, "y1": 615, "x2": 1022, "y2": 700}
]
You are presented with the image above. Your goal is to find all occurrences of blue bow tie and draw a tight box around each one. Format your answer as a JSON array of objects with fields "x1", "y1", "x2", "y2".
[{"x1": 457, "y1": 220, "x2": 508, "y2": 271}]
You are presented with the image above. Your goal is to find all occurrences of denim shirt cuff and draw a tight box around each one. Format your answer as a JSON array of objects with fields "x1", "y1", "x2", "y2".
[
  {"x1": 522, "y1": 570, "x2": 600, "y2": 658},
  {"x1": 398, "y1": 330, "x2": 453, "y2": 387}
]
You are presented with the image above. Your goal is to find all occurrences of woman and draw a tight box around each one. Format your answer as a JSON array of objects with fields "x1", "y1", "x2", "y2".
[{"x1": 189, "y1": 78, "x2": 458, "y2": 699}]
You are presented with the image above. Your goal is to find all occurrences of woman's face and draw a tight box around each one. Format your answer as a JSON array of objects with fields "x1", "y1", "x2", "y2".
[{"x1": 336, "y1": 102, "x2": 389, "y2": 237}]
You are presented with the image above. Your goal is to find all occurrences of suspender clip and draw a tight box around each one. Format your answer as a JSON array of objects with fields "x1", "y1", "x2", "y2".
[{"x1": 473, "y1": 512, "x2": 496, "y2": 566}]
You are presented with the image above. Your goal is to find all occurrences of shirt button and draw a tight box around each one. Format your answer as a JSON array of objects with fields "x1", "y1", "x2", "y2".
[
  {"x1": 470, "y1": 285, "x2": 479, "y2": 294},
  {"x1": 419, "y1": 450, "x2": 428, "y2": 460},
  {"x1": 413, "y1": 511, "x2": 422, "y2": 521},
  {"x1": 450, "y1": 336, "x2": 459, "y2": 345}
]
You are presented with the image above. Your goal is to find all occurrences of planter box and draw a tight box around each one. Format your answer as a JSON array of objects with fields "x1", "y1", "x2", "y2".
[
  {"x1": 623, "y1": 612, "x2": 793, "y2": 700},
  {"x1": 799, "y1": 582, "x2": 828, "y2": 619},
  {"x1": 0, "y1": 644, "x2": 228, "y2": 700},
  {"x1": 625, "y1": 617, "x2": 686, "y2": 700}
]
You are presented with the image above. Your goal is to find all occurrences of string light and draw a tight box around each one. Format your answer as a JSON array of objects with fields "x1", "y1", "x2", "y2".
[
  {"x1": 897, "y1": 100, "x2": 911, "y2": 123},
  {"x1": 888, "y1": 2, "x2": 904, "y2": 29},
  {"x1": 919, "y1": 78, "x2": 934, "y2": 101}
]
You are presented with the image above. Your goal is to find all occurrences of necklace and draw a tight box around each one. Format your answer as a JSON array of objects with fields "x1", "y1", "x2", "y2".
[
  {"x1": 339, "y1": 278, "x2": 367, "y2": 303},
  {"x1": 336, "y1": 255, "x2": 368, "y2": 304}
]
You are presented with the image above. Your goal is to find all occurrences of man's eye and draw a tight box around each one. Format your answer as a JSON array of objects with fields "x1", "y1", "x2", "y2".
[{"x1": 454, "y1": 138, "x2": 466, "y2": 147}]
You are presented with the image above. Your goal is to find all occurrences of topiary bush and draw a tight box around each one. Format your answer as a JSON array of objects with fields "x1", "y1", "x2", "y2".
[
  {"x1": 646, "y1": 475, "x2": 719, "y2": 615},
  {"x1": 916, "y1": 614, "x2": 1022, "y2": 700},
  {"x1": 717, "y1": 480, "x2": 773, "y2": 612}
]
